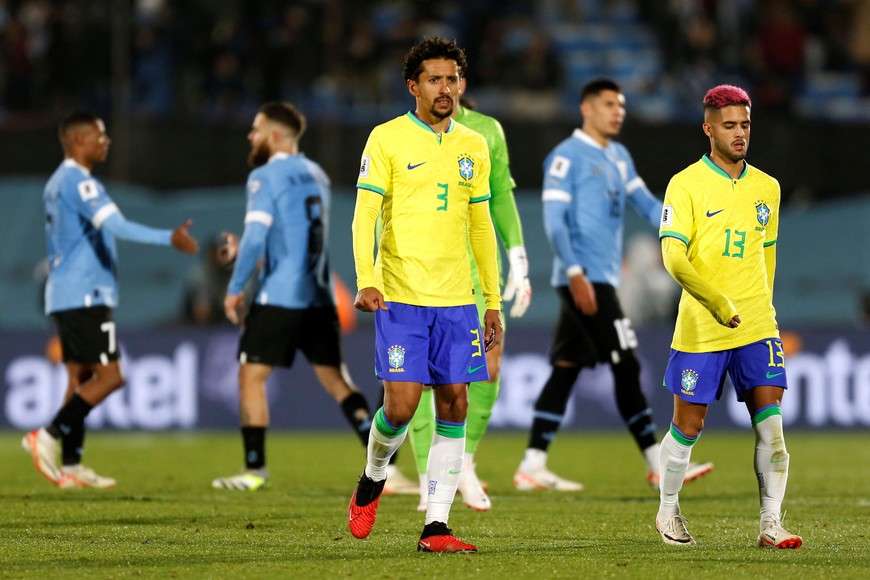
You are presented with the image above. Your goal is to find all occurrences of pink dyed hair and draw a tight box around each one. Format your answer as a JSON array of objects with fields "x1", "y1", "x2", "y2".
[{"x1": 703, "y1": 85, "x2": 751, "y2": 109}]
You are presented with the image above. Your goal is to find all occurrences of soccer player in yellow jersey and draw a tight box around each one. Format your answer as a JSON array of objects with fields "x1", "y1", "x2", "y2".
[
  {"x1": 346, "y1": 37, "x2": 502, "y2": 554},
  {"x1": 655, "y1": 85, "x2": 801, "y2": 549}
]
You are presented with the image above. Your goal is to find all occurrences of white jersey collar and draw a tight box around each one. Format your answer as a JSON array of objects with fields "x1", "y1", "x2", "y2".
[
  {"x1": 268, "y1": 151, "x2": 294, "y2": 164},
  {"x1": 572, "y1": 128, "x2": 606, "y2": 151},
  {"x1": 63, "y1": 158, "x2": 91, "y2": 175}
]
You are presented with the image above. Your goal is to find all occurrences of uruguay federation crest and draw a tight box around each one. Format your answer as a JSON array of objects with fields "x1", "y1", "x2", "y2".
[
  {"x1": 387, "y1": 345, "x2": 406, "y2": 371},
  {"x1": 458, "y1": 156, "x2": 474, "y2": 181},
  {"x1": 755, "y1": 200, "x2": 771, "y2": 226},
  {"x1": 680, "y1": 369, "x2": 699, "y2": 396}
]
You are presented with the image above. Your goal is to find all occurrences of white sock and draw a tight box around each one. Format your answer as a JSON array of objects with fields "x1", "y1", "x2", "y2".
[
  {"x1": 418, "y1": 473, "x2": 428, "y2": 502},
  {"x1": 363, "y1": 422, "x2": 407, "y2": 481},
  {"x1": 658, "y1": 428, "x2": 696, "y2": 518},
  {"x1": 424, "y1": 433, "x2": 464, "y2": 525},
  {"x1": 521, "y1": 448, "x2": 547, "y2": 471},
  {"x1": 643, "y1": 443, "x2": 661, "y2": 475},
  {"x1": 754, "y1": 411, "x2": 789, "y2": 528}
]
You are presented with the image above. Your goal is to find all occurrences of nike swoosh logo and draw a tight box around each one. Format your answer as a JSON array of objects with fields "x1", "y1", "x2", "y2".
[
  {"x1": 765, "y1": 371, "x2": 784, "y2": 379},
  {"x1": 419, "y1": 540, "x2": 431, "y2": 549},
  {"x1": 467, "y1": 364, "x2": 486, "y2": 374},
  {"x1": 407, "y1": 161, "x2": 427, "y2": 170},
  {"x1": 448, "y1": 469, "x2": 461, "y2": 475},
  {"x1": 706, "y1": 209, "x2": 724, "y2": 217}
]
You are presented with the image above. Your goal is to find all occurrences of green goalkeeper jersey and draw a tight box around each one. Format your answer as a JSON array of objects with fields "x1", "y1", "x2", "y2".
[{"x1": 455, "y1": 106, "x2": 524, "y2": 313}]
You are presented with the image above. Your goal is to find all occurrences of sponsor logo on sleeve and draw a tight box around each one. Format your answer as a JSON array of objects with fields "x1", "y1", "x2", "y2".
[{"x1": 661, "y1": 205, "x2": 674, "y2": 226}]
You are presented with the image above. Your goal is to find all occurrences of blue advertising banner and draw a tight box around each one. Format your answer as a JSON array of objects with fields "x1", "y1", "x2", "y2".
[{"x1": 1, "y1": 326, "x2": 867, "y2": 431}]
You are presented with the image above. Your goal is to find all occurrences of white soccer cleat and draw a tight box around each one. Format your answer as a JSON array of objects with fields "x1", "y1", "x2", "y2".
[
  {"x1": 21, "y1": 428, "x2": 61, "y2": 484},
  {"x1": 514, "y1": 466, "x2": 584, "y2": 492},
  {"x1": 656, "y1": 513, "x2": 696, "y2": 546},
  {"x1": 457, "y1": 462, "x2": 491, "y2": 511},
  {"x1": 382, "y1": 464, "x2": 419, "y2": 495},
  {"x1": 59, "y1": 464, "x2": 117, "y2": 489},
  {"x1": 211, "y1": 468, "x2": 268, "y2": 491},
  {"x1": 647, "y1": 461, "x2": 715, "y2": 490},
  {"x1": 757, "y1": 514, "x2": 802, "y2": 549}
]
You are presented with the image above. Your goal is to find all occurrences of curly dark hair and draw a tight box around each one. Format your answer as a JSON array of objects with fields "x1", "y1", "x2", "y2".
[{"x1": 402, "y1": 36, "x2": 468, "y2": 81}]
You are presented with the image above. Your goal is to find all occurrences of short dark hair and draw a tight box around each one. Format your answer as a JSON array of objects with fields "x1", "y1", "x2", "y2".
[
  {"x1": 58, "y1": 110, "x2": 100, "y2": 140},
  {"x1": 580, "y1": 78, "x2": 622, "y2": 103},
  {"x1": 703, "y1": 85, "x2": 752, "y2": 110},
  {"x1": 258, "y1": 101, "x2": 306, "y2": 139},
  {"x1": 403, "y1": 36, "x2": 468, "y2": 81}
]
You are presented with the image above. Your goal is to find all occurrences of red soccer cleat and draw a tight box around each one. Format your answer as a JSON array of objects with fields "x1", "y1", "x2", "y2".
[
  {"x1": 417, "y1": 522, "x2": 478, "y2": 553},
  {"x1": 347, "y1": 474, "x2": 385, "y2": 539}
]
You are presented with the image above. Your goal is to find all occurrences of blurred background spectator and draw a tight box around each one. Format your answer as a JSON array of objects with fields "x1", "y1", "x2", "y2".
[{"x1": 0, "y1": 0, "x2": 866, "y2": 125}]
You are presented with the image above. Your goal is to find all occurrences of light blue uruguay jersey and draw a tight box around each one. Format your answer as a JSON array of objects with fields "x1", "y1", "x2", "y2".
[
  {"x1": 228, "y1": 152, "x2": 334, "y2": 309},
  {"x1": 542, "y1": 129, "x2": 662, "y2": 288},
  {"x1": 44, "y1": 159, "x2": 122, "y2": 313}
]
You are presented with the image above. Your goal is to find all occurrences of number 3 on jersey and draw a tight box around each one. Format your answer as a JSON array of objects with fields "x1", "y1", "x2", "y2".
[{"x1": 436, "y1": 183, "x2": 448, "y2": 211}]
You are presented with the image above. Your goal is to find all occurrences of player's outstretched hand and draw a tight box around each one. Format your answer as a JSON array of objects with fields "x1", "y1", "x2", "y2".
[
  {"x1": 224, "y1": 292, "x2": 245, "y2": 325},
  {"x1": 218, "y1": 231, "x2": 239, "y2": 265},
  {"x1": 171, "y1": 219, "x2": 199, "y2": 254},
  {"x1": 483, "y1": 309, "x2": 503, "y2": 352},
  {"x1": 568, "y1": 272, "x2": 597, "y2": 315},
  {"x1": 354, "y1": 287, "x2": 388, "y2": 312}
]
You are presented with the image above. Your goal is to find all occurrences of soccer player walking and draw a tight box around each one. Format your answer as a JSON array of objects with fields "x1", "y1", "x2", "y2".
[
  {"x1": 406, "y1": 93, "x2": 532, "y2": 513},
  {"x1": 213, "y1": 102, "x2": 375, "y2": 491},
  {"x1": 22, "y1": 111, "x2": 198, "y2": 488},
  {"x1": 347, "y1": 37, "x2": 502, "y2": 553},
  {"x1": 654, "y1": 85, "x2": 801, "y2": 549},
  {"x1": 514, "y1": 79, "x2": 712, "y2": 491}
]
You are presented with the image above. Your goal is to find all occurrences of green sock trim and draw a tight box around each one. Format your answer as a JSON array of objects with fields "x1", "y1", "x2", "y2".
[
  {"x1": 669, "y1": 423, "x2": 698, "y2": 447},
  {"x1": 435, "y1": 418, "x2": 465, "y2": 439},
  {"x1": 751, "y1": 404, "x2": 782, "y2": 426},
  {"x1": 374, "y1": 407, "x2": 407, "y2": 439}
]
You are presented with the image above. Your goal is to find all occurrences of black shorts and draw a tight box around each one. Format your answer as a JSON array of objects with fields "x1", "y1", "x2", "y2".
[
  {"x1": 238, "y1": 304, "x2": 342, "y2": 368},
  {"x1": 51, "y1": 306, "x2": 120, "y2": 365},
  {"x1": 549, "y1": 284, "x2": 638, "y2": 366}
]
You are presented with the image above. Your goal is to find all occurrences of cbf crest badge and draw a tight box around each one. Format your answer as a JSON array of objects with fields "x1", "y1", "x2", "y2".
[
  {"x1": 458, "y1": 156, "x2": 474, "y2": 181},
  {"x1": 755, "y1": 200, "x2": 771, "y2": 227},
  {"x1": 387, "y1": 345, "x2": 406, "y2": 373},
  {"x1": 680, "y1": 369, "x2": 699, "y2": 396}
]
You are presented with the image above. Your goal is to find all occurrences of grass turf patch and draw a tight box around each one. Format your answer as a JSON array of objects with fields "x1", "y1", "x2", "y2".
[{"x1": 2, "y1": 430, "x2": 868, "y2": 578}]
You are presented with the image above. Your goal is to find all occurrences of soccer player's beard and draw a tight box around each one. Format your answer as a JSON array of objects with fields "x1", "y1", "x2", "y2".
[
  {"x1": 429, "y1": 101, "x2": 454, "y2": 120},
  {"x1": 248, "y1": 143, "x2": 271, "y2": 168},
  {"x1": 716, "y1": 140, "x2": 747, "y2": 163}
]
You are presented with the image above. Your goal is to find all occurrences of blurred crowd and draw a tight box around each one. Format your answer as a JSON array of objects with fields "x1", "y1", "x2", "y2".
[{"x1": 0, "y1": 0, "x2": 868, "y2": 127}]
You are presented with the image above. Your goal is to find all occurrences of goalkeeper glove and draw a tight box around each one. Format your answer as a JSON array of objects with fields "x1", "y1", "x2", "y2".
[{"x1": 502, "y1": 246, "x2": 532, "y2": 318}]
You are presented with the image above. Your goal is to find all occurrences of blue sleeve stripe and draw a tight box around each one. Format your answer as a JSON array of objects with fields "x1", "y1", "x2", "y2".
[{"x1": 357, "y1": 183, "x2": 385, "y2": 195}]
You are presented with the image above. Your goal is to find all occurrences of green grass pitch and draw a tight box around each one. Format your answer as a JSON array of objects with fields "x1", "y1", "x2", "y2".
[{"x1": 2, "y1": 430, "x2": 868, "y2": 578}]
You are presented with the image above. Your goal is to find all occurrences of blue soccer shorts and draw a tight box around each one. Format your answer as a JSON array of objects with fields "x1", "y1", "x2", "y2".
[
  {"x1": 663, "y1": 337, "x2": 789, "y2": 404},
  {"x1": 374, "y1": 302, "x2": 489, "y2": 385}
]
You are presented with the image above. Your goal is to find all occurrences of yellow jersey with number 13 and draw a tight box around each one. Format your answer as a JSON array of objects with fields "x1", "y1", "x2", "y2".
[
  {"x1": 356, "y1": 112, "x2": 492, "y2": 307},
  {"x1": 660, "y1": 155, "x2": 780, "y2": 352}
]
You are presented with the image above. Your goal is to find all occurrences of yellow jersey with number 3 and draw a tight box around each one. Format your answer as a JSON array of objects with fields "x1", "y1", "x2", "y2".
[
  {"x1": 660, "y1": 155, "x2": 780, "y2": 352},
  {"x1": 356, "y1": 112, "x2": 491, "y2": 306}
]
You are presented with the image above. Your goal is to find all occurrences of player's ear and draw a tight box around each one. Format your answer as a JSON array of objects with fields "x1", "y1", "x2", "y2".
[
  {"x1": 407, "y1": 79, "x2": 418, "y2": 97},
  {"x1": 459, "y1": 77, "x2": 466, "y2": 95},
  {"x1": 702, "y1": 122, "x2": 713, "y2": 138}
]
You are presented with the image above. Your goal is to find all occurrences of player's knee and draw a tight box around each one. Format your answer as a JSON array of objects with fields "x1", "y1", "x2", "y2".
[{"x1": 382, "y1": 402, "x2": 414, "y2": 428}]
